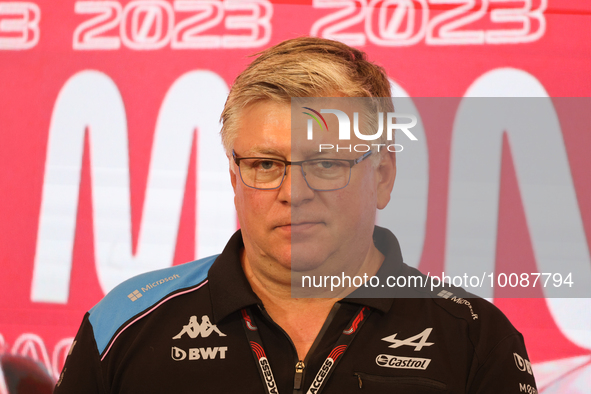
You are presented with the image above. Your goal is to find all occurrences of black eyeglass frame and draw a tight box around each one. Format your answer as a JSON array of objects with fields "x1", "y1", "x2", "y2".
[{"x1": 231, "y1": 150, "x2": 373, "y2": 191}]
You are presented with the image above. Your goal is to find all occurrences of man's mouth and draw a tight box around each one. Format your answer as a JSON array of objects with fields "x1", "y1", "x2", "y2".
[{"x1": 277, "y1": 222, "x2": 324, "y2": 232}]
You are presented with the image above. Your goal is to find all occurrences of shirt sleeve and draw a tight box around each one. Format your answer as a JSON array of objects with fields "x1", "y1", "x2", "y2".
[
  {"x1": 468, "y1": 333, "x2": 538, "y2": 394},
  {"x1": 54, "y1": 313, "x2": 107, "y2": 394}
]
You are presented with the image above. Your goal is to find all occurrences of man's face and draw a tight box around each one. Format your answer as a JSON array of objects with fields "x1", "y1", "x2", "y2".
[{"x1": 230, "y1": 100, "x2": 395, "y2": 277}]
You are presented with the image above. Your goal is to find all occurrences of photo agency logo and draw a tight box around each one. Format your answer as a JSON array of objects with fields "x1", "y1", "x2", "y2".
[{"x1": 301, "y1": 105, "x2": 418, "y2": 153}]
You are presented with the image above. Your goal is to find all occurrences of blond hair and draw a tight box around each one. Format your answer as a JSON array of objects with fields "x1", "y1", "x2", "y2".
[{"x1": 220, "y1": 37, "x2": 393, "y2": 152}]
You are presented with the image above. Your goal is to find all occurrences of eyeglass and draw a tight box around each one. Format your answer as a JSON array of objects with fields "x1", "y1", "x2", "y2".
[{"x1": 232, "y1": 150, "x2": 373, "y2": 191}]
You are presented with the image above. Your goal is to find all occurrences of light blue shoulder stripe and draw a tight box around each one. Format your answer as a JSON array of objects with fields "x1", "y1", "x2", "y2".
[{"x1": 89, "y1": 255, "x2": 218, "y2": 355}]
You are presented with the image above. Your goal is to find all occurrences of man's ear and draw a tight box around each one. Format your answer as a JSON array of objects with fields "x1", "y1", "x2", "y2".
[
  {"x1": 376, "y1": 151, "x2": 396, "y2": 210},
  {"x1": 229, "y1": 157, "x2": 240, "y2": 211},
  {"x1": 229, "y1": 156, "x2": 238, "y2": 191}
]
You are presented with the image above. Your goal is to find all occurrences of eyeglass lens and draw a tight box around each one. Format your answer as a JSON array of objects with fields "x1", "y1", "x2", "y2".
[{"x1": 238, "y1": 158, "x2": 352, "y2": 191}]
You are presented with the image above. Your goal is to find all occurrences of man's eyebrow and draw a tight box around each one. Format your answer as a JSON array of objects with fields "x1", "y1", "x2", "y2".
[
  {"x1": 241, "y1": 148, "x2": 333, "y2": 159},
  {"x1": 303, "y1": 150, "x2": 332, "y2": 159},
  {"x1": 244, "y1": 147, "x2": 286, "y2": 157},
  {"x1": 308, "y1": 150, "x2": 331, "y2": 156}
]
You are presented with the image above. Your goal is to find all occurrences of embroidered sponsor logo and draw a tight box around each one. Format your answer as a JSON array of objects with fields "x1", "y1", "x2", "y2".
[
  {"x1": 514, "y1": 353, "x2": 533, "y2": 375},
  {"x1": 127, "y1": 274, "x2": 181, "y2": 301},
  {"x1": 381, "y1": 328, "x2": 434, "y2": 351},
  {"x1": 376, "y1": 354, "x2": 431, "y2": 370},
  {"x1": 173, "y1": 315, "x2": 226, "y2": 339},
  {"x1": 519, "y1": 383, "x2": 537, "y2": 394},
  {"x1": 127, "y1": 290, "x2": 142, "y2": 301},
  {"x1": 437, "y1": 290, "x2": 453, "y2": 299},
  {"x1": 171, "y1": 346, "x2": 227, "y2": 361},
  {"x1": 450, "y1": 296, "x2": 479, "y2": 320},
  {"x1": 141, "y1": 274, "x2": 180, "y2": 292},
  {"x1": 171, "y1": 346, "x2": 186, "y2": 360}
]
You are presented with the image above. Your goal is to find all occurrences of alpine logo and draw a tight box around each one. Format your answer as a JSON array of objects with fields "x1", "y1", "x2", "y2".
[
  {"x1": 381, "y1": 328, "x2": 434, "y2": 351},
  {"x1": 171, "y1": 346, "x2": 228, "y2": 361},
  {"x1": 376, "y1": 354, "x2": 431, "y2": 370},
  {"x1": 173, "y1": 315, "x2": 226, "y2": 339}
]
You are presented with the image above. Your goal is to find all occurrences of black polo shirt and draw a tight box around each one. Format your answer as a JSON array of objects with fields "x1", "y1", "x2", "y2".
[{"x1": 54, "y1": 227, "x2": 537, "y2": 393}]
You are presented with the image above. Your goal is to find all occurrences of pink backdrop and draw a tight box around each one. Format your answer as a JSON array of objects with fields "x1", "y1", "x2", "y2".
[{"x1": 0, "y1": 1, "x2": 590, "y2": 392}]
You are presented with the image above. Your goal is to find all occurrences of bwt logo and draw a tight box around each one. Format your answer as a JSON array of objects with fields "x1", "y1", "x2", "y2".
[
  {"x1": 302, "y1": 107, "x2": 418, "y2": 153},
  {"x1": 513, "y1": 353, "x2": 533, "y2": 375}
]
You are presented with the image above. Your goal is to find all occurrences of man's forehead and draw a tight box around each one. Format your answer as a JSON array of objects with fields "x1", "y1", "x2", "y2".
[
  {"x1": 240, "y1": 144, "x2": 334, "y2": 159},
  {"x1": 234, "y1": 97, "x2": 379, "y2": 159},
  {"x1": 241, "y1": 146, "x2": 286, "y2": 156}
]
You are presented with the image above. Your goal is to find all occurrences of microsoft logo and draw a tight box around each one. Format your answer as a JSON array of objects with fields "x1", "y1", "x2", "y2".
[
  {"x1": 437, "y1": 290, "x2": 453, "y2": 299},
  {"x1": 128, "y1": 290, "x2": 142, "y2": 302}
]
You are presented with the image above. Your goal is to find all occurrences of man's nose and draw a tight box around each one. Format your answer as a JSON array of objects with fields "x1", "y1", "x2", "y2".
[{"x1": 278, "y1": 165, "x2": 314, "y2": 205}]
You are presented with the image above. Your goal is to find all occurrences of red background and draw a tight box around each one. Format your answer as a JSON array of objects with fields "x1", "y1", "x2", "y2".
[{"x1": 0, "y1": 0, "x2": 589, "y2": 391}]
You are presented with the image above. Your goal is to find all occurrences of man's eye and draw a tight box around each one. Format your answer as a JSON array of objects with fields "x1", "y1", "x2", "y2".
[
  {"x1": 311, "y1": 160, "x2": 345, "y2": 169},
  {"x1": 253, "y1": 160, "x2": 278, "y2": 170}
]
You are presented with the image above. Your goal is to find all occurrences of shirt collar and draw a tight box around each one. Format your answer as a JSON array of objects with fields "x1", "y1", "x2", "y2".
[
  {"x1": 208, "y1": 226, "x2": 404, "y2": 322},
  {"x1": 342, "y1": 226, "x2": 403, "y2": 314},
  {"x1": 208, "y1": 230, "x2": 262, "y2": 324}
]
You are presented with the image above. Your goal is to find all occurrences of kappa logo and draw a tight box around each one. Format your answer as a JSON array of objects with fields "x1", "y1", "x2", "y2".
[
  {"x1": 173, "y1": 315, "x2": 226, "y2": 339},
  {"x1": 381, "y1": 328, "x2": 434, "y2": 351}
]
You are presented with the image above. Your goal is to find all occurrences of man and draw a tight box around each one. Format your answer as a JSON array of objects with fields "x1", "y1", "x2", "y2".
[{"x1": 54, "y1": 37, "x2": 537, "y2": 393}]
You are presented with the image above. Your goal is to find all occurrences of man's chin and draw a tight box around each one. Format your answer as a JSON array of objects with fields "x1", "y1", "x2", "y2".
[
  {"x1": 289, "y1": 243, "x2": 330, "y2": 268},
  {"x1": 289, "y1": 251, "x2": 339, "y2": 274}
]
